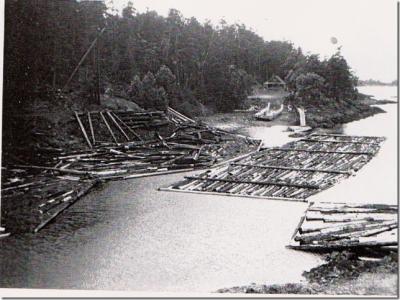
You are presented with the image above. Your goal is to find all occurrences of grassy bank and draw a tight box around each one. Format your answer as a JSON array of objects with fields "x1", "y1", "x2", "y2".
[{"x1": 217, "y1": 251, "x2": 398, "y2": 295}]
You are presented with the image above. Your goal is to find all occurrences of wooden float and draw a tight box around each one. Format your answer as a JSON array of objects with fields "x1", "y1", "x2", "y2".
[
  {"x1": 288, "y1": 202, "x2": 398, "y2": 251},
  {"x1": 161, "y1": 133, "x2": 385, "y2": 201}
]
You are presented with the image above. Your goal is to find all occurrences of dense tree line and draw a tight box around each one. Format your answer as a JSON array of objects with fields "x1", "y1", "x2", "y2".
[
  {"x1": 4, "y1": 0, "x2": 359, "y2": 116},
  {"x1": 285, "y1": 52, "x2": 359, "y2": 105}
]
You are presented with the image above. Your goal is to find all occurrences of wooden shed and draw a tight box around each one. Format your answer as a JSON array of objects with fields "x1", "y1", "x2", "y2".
[{"x1": 263, "y1": 75, "x2": 287, "y2": 90}]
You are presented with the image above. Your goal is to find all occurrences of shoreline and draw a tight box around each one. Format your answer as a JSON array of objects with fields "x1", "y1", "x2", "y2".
[
  {"x1": 198, "y1": 91, "x2": 395, "y2": 132},
  {"x1": 217, "y1": 251, "x2": 398, "y2": 295},
  {"x1": 0, "y1": 88, "x2": 397, "y2": 294}
]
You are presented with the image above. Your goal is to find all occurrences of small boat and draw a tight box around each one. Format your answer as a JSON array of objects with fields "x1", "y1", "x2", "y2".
[
  {"x1": 255, "y1": 103, "x2": 284, "y2": 121},
  {"x1": 287, "y1": 125, "x2": 312, "y2": 133}
]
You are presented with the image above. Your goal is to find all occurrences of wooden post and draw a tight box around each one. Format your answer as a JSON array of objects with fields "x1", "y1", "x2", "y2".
[
  {"x1": 100, "y1": 111, "x2": 118, "y2": 145},
  {"x1": 62, "y1": 27, "x2": 106, "y2": 93},
  {"x1": 106, "y1": 111, "x2": 130, "y2": 141},
  {"x1": 87, "y1": 112, "x2": 95, "y2": 145},
  {"x1": 75, "y1": 111, "x2": 93, "y2": 148}
]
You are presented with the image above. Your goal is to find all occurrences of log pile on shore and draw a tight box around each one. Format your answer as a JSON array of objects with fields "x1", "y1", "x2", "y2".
[
  {"x1": 50, "y1": 108, "x2": 259, "y2": 180},
  {"x1": 162, "y1": 133, "x2": 384, "y2": 201},
  {"x1": 1, "y1": 108, "x2": 259, "y2": 233},
  {"x1": 288, "y1": 202, "x2": 398, "y2": 251}
]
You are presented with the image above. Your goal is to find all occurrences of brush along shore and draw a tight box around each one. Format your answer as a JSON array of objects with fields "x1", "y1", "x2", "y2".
[
  {"x1": 200, "y1": 91, "x2": 390, "y2": 130},
  {"x1": 217, "y1": 251, "x2": 398, "y2": 295}
]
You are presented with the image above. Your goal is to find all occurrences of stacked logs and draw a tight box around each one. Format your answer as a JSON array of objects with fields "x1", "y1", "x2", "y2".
[
  {"x1": 1, "y1": 108, "x2": 259, "y2": 233},
  {"x1": 162, "y1": 133, "x2": 385, "y2": 201},
  {"x1": 288, "y1": 202, "x2": 398, "y2": 250}
]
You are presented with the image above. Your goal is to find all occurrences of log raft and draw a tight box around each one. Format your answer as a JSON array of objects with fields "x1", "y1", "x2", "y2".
[
  {"x1": 162, "y1": 133, "x2": 385, "y2": 201},
  {"x1": 288, "y1": 202, "x2": 398, "y2": 251}
]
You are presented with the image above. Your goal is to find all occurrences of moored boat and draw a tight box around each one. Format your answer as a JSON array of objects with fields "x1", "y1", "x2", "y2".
[{"x1": 255, "y1": 103, "x2": 284, "y2": 121}]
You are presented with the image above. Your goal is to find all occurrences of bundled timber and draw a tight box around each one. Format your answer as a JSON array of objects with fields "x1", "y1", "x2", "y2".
[
  {"x1": 1, "y1": 108, "x2": 259, "y2": 233},
  {"x1": 63, "y1": 109, "x2": 260, "y2": 181},
  {"x1": 162, "y1": 133, "x2": 384, "y2": 201},
  {"x1": 288, "y1": 202, "x2": 398, "y2": 251}
]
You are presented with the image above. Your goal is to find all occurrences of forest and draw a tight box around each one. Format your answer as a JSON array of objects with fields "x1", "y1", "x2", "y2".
[{"x1": 4, "y1": 0, "x2": 359, "y2": 119}]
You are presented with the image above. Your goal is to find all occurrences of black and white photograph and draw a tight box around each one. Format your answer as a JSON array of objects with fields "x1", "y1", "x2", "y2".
[{"x1": 0, "y1": 0, "x2": 398, "y2": 297}]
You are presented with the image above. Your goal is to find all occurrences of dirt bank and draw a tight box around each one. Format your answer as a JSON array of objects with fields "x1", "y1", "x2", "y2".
[{"x1": 217, "y1": 251, "x2": 398, "y2": 295}]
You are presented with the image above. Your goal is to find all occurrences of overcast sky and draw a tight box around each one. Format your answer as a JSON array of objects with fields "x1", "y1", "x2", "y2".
[{"x1": 108, "y1": 0, "x2": 397, "y2": 82}]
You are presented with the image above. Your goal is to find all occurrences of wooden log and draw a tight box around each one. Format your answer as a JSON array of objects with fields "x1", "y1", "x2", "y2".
[
  {"x1": 111, "y1": 112, "x2": 143, "y2": 141},
  {"x1": 271, "y1": 148, "x2": 374, "y2": 156},
  {"x1": 184, "y1": 176, "x2": 320, "y2": 189},
  {"x1": 301, "y1": 138, "x2": 379, "y2": 145},
  {"x1": 87, "y1": 112, "x2": 96, "y2": 145},
  {"x1": 34, "y1": 182, "x2": 96, "y2": 233},
  {"x1": 74, "y1": 111, "x2": 92, "y2": 148},
  {"x1": 296, "y1": 221, "x2": 396, "y2": 244},
  {"x1": 12, "y1": 164, "x2": 92, "y2": 176},
  {"x1": 109, "y1": 149, "x2": 144, "y2": 159},
  {"x1": 100, "y1": 111, "x2": 118, "y2": 145},
  {"x1": 291, "y1": 215, "x2": 306, "y2": 240},
  {"x1": 231, "y1": 163, "x2": 352, "y2": 175},
  {"x1": 167, "y1": 106, "x2": 195, "y2": 123},
  {"x1": 107, "y1": 111, "x2": 130, "y2": 141},
  {"x1": 310, "y1": 133, "x2": 384, "y2": 140},
  {"x1": 159, "y1": 187, "x2": 307, "y2": 202}
]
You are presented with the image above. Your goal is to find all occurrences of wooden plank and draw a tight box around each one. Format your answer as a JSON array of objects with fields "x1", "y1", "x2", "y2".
[
  {"x1": 231, "y1": 163, "x2": 352, "y2": 175},
  {"x1": 74, "y1": 111, "x2": 92, "y2": 148},
  {"x1": 183, "y1": 176, "x2": 320, "y2": 189},
  {"x1": 100, "y1": 111, "x2": 118, "y2": 145}
]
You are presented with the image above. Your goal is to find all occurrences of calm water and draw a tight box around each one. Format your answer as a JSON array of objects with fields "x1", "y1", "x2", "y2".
[
  {"x1": 0, "y1": 86, "x2": 397, "y2": 292},
  {"x1": 312, "y1": 86, "x2": 397, "y2": 205}
]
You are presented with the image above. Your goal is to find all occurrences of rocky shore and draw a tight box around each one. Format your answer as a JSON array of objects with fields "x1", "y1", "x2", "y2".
[{"x1": 217, "y1": 251, "x2": 398, "y2": 295}]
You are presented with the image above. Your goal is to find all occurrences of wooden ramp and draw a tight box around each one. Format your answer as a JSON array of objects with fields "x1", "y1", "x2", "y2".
[
  {"x1": 160, "y1": 134, "x2": 385, "y2": 202},
  {"x1": 288, "y1": 202, "x2": 398, "y2": 251}
]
